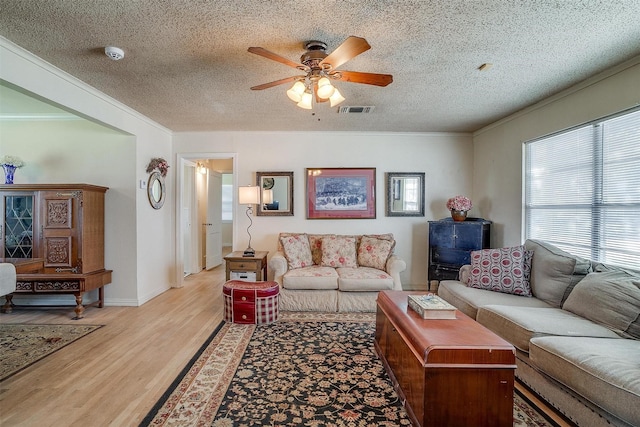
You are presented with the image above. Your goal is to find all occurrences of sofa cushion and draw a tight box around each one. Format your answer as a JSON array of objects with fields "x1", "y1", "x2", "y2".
[
  {"x1": 282, "y1": 266, "x2": 338, "y2": 290},
  {"x1": 337, "y1": 267, "x2": 394, "y2": 291},
  {"x1": 280, "y1": 234, "x2": 313, "y2": 269},
  {"x1": 530, "y1": 336, "x2": 640, "y2": 426},
  {"x1": 321, "y1": 235, "x2": 358, "y2": 268},
  {"x1": 357, "y1": 235, "x2": 394, "y2": 270},
  {"x1": 563, "y1": 268, "x2": 640, "y2": 339},
  {"x1": 524, "y1": 239, "x2": 591, "y2": 308},
  {"x1": 437, "y1": 280, "x2": 552, "y2": 319},
  {"x1": 468, "y1": 246, "x2": 533, "y2": 296},
  {"x1": 362, "y1": 233, "x2": 395, "y2": 243},
  {"x1": 477, "y1": 306, "x2": 620, "y2": 352}
]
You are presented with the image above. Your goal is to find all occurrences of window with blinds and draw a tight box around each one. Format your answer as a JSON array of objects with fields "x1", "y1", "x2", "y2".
[{"x1": 524, "y1": 107, "x2": 640, "y2": 269}]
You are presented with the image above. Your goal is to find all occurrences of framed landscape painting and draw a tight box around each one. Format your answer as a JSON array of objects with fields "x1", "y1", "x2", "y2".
[{"x1": 306, "y1": 167, "x2": 376, "y2": 219}]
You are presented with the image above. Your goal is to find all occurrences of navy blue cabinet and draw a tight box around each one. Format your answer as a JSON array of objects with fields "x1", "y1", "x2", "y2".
[{"x1": 428, "y1": 218, "x2": 491, "y2": 283}]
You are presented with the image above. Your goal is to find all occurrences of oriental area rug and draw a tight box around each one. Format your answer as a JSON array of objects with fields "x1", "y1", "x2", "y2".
[
  {"x1": 141, "y1": 312, "x2": 552, "y2": 427},
  {"x1": 0, "y1": 323, "x2": 103, "y2": 381}
]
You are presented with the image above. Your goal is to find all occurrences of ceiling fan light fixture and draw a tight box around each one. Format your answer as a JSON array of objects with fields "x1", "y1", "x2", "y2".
[
  {"x1": 248, "y1": 36, "x2": 391, "y2": 110},
  {"x1": 329, "y1": 88, "x2": 345, "y2": 107},
  {"x1": 297, "y1": 91, "x2": 313, "y2": 109},
  {"x1": 286, "y1": 81, "x2": 306, "y2": 102},
  {"x1": 316, "y1": 77, "x2": 335, "y2": 99}
]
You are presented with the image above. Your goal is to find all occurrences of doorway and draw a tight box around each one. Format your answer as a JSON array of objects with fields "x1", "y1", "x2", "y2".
[{"x1": 176, "y1": 153, "x2": 237, "y2": 287}]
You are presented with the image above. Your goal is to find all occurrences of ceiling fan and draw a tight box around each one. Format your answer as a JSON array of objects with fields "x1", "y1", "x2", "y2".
[{"x1": 248, "y1": 36, "x2": 393, "y2": 109}]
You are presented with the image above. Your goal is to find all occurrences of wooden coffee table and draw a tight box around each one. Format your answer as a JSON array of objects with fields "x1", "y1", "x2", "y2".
[{"x1": 374, "y1": 290, "x2": 516, "y2": 427}]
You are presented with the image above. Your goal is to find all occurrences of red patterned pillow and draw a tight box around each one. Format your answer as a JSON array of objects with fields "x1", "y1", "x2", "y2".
[
  {"x1": 321, "y1": 235, "x2": 358, "y2": 268},
  {"x1": 280, "y1": 234, "x2": 313, "y2": 269},
  {"x1": 357, "y1": 236, "x2": 395, "y2": 270},
  {"x1": 468, "y1": 246, "x2": 533, "y2": 296}
]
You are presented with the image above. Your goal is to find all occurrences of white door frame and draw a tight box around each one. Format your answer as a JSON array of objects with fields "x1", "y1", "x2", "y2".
[
  {"x1": 205, "y1": 170, "x2": 223, "y2": 269},
  {"x1": 175, "y1": 152, "x2": 237, "y2": 288},
  {"x1": 183, "y1": 159, "x2": 198, "y2": 277}
]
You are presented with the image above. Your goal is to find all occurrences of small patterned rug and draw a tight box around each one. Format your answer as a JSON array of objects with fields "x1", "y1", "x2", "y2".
[
  {"x1": 0, "y1": 323, "x2": 103, "y2": 381},
  {"x1": 141, "y1": 312, "x2": 553, "y2": 426}
]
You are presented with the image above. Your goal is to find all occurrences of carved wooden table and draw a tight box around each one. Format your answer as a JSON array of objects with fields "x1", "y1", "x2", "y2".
[{"x1": 374, "y1": 290, "x2": 516, "y2": 427}]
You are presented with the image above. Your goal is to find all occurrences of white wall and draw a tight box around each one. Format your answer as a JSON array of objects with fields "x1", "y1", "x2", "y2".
[
  {"x1": 0, "y1": 119, "x2": 137, "y2": 305},
  {"x1": 473, "y1": 57, "x2": 640, "y2": 247},
  {"x1": 173, "y1": 131, "x2": 474, "y2": 287},
  {"x1": 1, "y1": 37, "x2": 174, "y2": 306}
]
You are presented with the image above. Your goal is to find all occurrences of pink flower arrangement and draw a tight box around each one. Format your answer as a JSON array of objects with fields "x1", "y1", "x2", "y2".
[
  {"x1": 146, "y1": 157, "x2": 170, "y2": 177},
  {"x1": 446, "y1": 195, "x2": 472, "y2": 211}
]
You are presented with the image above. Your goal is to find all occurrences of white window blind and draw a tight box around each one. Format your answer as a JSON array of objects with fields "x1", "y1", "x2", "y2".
[
  {"x1": 221, "y1": 173, "x2": 233, "y2": 221},
  {"x1": 525, "y1": 108, "x2": 640, "y2": 269}
]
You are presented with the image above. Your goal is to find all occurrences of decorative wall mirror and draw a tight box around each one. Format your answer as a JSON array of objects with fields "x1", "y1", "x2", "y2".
[
  {"x1": 147, "y1": 171, "x2": 166, "y2": 209},
  {"x1": 386, "y1": 172, "x2": 425, "y2": 217},
  {"x1": 256, "y1": 171, "x2": 294, "y2": 216}
]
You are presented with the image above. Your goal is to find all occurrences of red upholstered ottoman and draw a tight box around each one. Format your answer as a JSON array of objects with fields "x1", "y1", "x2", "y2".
[{"x1": 223, "y1": 280, "x2": 280, "y2": 324}]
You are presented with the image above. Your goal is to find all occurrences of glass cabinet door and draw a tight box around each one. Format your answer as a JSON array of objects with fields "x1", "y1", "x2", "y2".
[{"x1": 2, "y1": 194, "x2": 34, "y2": 258}]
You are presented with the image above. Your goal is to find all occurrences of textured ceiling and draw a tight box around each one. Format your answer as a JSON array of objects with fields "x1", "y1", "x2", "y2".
[{"x1": 1, "y1": 1, "x2": 640, "y2": 133}]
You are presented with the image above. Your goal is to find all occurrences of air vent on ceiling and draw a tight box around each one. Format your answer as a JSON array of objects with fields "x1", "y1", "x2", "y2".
[{"x1": 337, "y1": 106, "x2": 375, "y2": 114}]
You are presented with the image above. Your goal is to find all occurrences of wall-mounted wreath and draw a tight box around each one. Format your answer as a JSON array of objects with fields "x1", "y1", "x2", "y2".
[{"x1": 146, "y1": 157, "x2": 170, "y2": 177}]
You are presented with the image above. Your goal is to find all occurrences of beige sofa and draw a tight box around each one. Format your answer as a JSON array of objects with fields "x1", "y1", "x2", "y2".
[
  {"x1": 269, "y1": 233, "x2": 406, "y2": 312},
  {"x1": 437, "y1": 239, "x2": 640, "y2": 427}
]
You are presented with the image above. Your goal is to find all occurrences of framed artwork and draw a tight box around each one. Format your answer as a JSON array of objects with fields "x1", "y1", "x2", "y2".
[
  {"x1": 306, "y1": 168, "x2": 376, "y2": 219},
  {"x1": 255, "y1": 171, "x2": 294, "y2": 216},
  {"x1": 386, "y1": 172, "x2": 425, "y2": 217}
]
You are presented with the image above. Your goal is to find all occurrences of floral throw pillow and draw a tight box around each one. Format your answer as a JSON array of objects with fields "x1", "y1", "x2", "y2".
[
  {"x1": 321, "y1": 235, "x2": 358, "y2": 268},
  {"x1": 357, "y1": 236, "x2": 395, "y2": 270},
  {"x1": 468, "y1": 246, "x2": 533, "y2": 296},
  {"x1": 280, "y1": 234, "x2": 313, "y2": 269}
]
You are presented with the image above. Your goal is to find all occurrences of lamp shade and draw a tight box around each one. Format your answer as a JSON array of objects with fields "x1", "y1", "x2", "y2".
[
  {"x1": 239, "y1": 186, "x2": 260, "y2": 204},
  {"x1": 297, "y1": 91, "x2": 313, "y2": 109},
  {"x1": 316, "y1": 77, "x2": 335, "y2": 99},
  {"x1": 286, "y1": 81, "x2": 306, "y2": 102},
  {"x1": 262, "y1": 189, "x2": 274, "y2": 204},
  {"x1": 329, "y1": 88, "x2": 346, "y2": 107}
]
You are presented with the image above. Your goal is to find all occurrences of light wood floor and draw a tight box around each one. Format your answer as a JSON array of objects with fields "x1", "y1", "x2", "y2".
[
  {"x1": 0, "y1": 265, "x2": 226, "y2": 427},
  {"x1": 1, "y1": 264, "x2": 571, "y2": 427}
]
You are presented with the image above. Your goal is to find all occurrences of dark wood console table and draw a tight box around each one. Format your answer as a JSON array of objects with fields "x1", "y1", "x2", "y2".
[{"x1": 374, "y1": 290, "x2": 516, "y2": 427}]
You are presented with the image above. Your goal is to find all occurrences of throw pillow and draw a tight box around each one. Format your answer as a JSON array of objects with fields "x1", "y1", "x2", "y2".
[
  {"x1": 357, "y1": 236, "x2": 395, "y2": 270},
  {"x1": 321, "y1": 235, "x2": 358, "y2": 268},
  {"x1": 280, "y1": 234, "x2": 313, "y2": 269},
  {"x1": 563, "y1": 268, "x2": 640, "y2": 339},
  {"x1": 524, "y1": 239, "x2": 591, "y2": 307},
  {"x1": 468, "y1": 246, "x2": 533, "y2": 296},
  {"x1": 308, "y1": 234, "x2": 329, "y2": 266}
]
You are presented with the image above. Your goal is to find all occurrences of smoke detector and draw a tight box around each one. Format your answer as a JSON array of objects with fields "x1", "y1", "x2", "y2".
[{"x1": 105, "y1": 46, "x2": 124, "y2": 60}]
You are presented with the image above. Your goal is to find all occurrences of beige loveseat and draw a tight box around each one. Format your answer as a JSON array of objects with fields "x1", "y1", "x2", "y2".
[
  {"x1": 437, "y1": 239, "x2": 640, "y2": 427},
  {"x1": 269, "y1": 233, "x2": 406, "y2": 312}
]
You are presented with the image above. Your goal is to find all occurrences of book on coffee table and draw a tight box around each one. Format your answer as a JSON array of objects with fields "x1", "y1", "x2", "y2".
[{"x1": 408, "y1": 294, "x2": 457, "y2": 319}]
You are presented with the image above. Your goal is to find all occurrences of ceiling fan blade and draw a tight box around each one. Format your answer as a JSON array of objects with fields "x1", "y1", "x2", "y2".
[
  {"x1": 250, "y1": 76, "x2": 300, "y2": 90},
  {"x1": 248, "y1": 47, "x2": 303, "y2": 69},
  {"x1": 334, "y1": 70, "x2": 393, "y2": 87},
  {"x1": 320, "y1": 36, "x2": 371, "y2": 69}
]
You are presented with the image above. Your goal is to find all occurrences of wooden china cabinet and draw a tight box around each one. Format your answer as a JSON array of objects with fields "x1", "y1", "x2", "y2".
[{"x1": 0, "y1": 184, "x2": 112, "y2": 318}]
